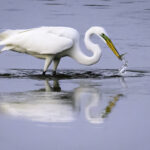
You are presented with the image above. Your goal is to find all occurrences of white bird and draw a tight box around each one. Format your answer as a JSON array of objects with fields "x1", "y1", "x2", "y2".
[{"x1": 0, "y1": 26, "x2": 123, "y2": 75}]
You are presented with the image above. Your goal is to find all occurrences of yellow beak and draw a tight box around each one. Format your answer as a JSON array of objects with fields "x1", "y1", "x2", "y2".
[{"x1": 101, "y1": 33, "x2": 122, "y2": 60}]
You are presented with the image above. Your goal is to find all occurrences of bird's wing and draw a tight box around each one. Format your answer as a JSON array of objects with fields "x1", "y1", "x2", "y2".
[
  {"x1": 0, "y1": 29, "x2": 26, "y2": 40},
  {"x1": 3, "y1": 29, "x2": 74, "y2": 54}
]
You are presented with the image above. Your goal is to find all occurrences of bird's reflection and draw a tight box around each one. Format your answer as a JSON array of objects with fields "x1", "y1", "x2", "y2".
[
  {"x1": 44, "y1": 79, "x2": 61, "y2": 92},
  {"x1": 73, "y1": 86, "x2": 123, "y2": 124},
  {"x1": 0, "y1": 79, "x2": 124, "y2": 124}
]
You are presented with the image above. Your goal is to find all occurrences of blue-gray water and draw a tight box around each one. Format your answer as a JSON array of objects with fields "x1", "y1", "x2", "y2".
[{"x1": 0, "y1": 0, "x2": 150, "y2": 150}]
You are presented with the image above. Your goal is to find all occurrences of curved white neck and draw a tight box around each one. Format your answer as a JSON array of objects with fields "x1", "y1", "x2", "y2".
[{"x1": 72, "y1": 28, "x2": 102, "y2": 66}]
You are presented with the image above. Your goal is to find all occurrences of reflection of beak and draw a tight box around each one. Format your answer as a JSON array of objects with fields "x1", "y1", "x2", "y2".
[{"x1": 101, "y1": 33, "x2": 123, "y2": 60}]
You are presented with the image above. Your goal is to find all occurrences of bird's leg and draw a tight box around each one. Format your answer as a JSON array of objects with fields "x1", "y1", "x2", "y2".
[
  {"x1": 52, "y1": 58, "x2": 60, "y2": 76},
  {"x1": 42, "y1": 71, "x2": 46, "y2": 75},
  {"x1": 43, "y1": 56, "x2": 54, "y2": 75},
  {"x1": 52, "y1": 71, "x2": 56, "y2": 76}
]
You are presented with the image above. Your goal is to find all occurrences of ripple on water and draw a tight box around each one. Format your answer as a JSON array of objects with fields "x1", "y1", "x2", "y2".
[{"x1": 0, "y1": 68, "x2": 149, "y2": 80}]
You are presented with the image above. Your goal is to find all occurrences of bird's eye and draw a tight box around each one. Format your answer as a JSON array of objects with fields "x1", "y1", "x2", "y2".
[
  {"x1": 100, "y1": 33, "x2": 105, "y2": 39},
  {"x1": 101, "y1": 33, "x2": 105, "y2": 37}
]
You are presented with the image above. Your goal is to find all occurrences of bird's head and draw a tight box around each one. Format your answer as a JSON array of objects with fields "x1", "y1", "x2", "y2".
[{"x1": 94, "y1": 26, "x2": 124, "y2": 60}]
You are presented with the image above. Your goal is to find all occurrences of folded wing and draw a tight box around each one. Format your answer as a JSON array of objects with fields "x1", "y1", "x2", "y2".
[{"x1": 1, "y1": 29, "x2": 74, "y2": 54}]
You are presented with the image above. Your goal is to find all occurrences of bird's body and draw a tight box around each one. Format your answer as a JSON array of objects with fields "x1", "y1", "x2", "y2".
[{"x1": 0, "y1": 26, "x2": 122, "y2": 75}]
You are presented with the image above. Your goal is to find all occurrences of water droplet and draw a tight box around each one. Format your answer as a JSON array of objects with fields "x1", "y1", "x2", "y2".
[{"x1": 118, "y1": 58, "x2": 128, "y2": 75}]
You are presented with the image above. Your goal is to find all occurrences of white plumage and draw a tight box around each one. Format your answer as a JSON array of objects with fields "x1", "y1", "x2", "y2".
[{"x1": 0, "y1": 26, "x2": 122, "y2": 75}]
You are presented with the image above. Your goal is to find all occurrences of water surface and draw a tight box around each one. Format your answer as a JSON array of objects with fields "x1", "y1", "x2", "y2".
[{"x1": 0, "y1": 0, "x2": 150, "y2": 150}]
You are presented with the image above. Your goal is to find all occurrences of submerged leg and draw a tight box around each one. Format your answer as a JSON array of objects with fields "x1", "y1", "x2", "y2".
[
  {"x1": 43, "y1": 56, "x2": 54, "y2": 75},
  {"x1": 52, "y1": 58, "x2": 60, "y2": 76}
]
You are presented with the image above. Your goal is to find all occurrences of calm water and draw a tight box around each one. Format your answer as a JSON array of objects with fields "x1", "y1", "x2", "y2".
[{"x1": 0, "y1": 0, "x2": 150, "y2": 150}]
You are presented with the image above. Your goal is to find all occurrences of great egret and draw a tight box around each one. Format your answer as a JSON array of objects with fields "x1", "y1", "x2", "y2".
[{"x1": 0, "y1": 26, "x2": 123, "y2": 75}]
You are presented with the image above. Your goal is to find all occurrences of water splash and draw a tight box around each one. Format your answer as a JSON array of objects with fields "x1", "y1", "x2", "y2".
[{"x1": 118, "y1": 57, "x2": 128, "y2": 75}]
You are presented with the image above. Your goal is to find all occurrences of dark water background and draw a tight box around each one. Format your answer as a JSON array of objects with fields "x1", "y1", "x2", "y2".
[{"x1": 0, "y1": 0, "x2": 150, "y2": 150}]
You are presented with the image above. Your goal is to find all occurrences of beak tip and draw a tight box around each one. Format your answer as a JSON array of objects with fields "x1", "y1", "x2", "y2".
[
  {"x1": 118, "y1": 56, "x2": 122, "y2": 60},
  {"x1": 119, "y1": 53, "x2": 127, "y2": 60}
]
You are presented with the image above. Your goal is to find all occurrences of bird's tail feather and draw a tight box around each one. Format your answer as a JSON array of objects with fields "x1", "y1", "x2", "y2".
[
  {"x1": 1, "y1": 45, "x2": 14, "y2": 51},
  {"x1": 0, "y1": 30, "x2": 13, "y2": 52},
  {"x1": 0, "y1": 29, "x2": 15, "y2": 40}
]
